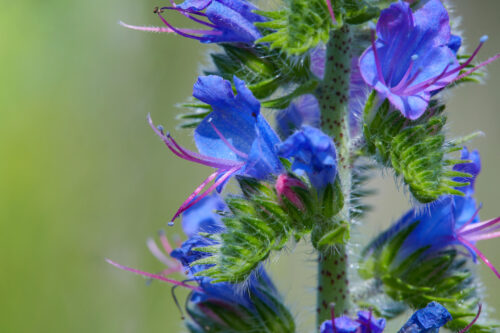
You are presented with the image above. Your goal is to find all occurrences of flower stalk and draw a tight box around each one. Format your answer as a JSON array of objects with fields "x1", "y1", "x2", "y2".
[{"x1": 316, "y1": 25, "x2": 352, "y2": 325}]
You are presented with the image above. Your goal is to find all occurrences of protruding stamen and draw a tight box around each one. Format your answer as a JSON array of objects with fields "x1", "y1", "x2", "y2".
[
  {"x1": 147, "y1": 237, "x2": 179, "y2": 268},
  {"x1": 457, "y1": 236, "x2": 500, "y2": 279},
  {"x1": 330, "y1": 303, "x2": 338, "y2": 333},
  {"x1": 169, "y1": 165, "x2": 241, "y2": 223},
  {"x1": 159, "y1": 229, "x2": 174, "y2": 254},
  {"x1": 156, "y1": 8, "x2": 222, "y2": 41},
  {"x1": 370, "y1": 29, "x2": 386, "y2": 86},
  {"x1": 106, "y1": 258, "x2": 203, "y2": 291},
  {"x1": 458, "y1": 303, "x2": 482, "y2": 333},
  {"x1": 148, "y1": 114, "x2": 242, "y2": 169},
  {"x1": 404, "y1": 61, "x2": 454, "y2": 95},
  {"x1": 452, "y1": 53, "x2": 500, "y2": 83}
]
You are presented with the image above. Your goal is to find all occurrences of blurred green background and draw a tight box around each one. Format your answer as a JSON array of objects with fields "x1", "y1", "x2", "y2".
[{"x1": 1, "y1": 1, "x2": 499, "y2": 332}]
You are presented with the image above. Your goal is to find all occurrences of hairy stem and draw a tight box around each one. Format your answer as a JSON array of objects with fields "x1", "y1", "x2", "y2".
[{"x1": 316, "y1": 25, "x2": 352, "y2": 326}]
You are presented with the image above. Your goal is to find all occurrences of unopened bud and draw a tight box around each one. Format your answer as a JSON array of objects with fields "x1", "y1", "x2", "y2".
[{"x1": 275, "y1": 174, "x2": 307, "y2": 211}]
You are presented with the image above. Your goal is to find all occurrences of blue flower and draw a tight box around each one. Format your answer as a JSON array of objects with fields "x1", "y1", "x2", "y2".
[
  {"x1": 149, "y1": 75, "x2": 282, "y2": 224},
  {"x1": 369, "y1": 148, "x2": 500, "y2": 279},
  {"x1": 276, "y1": 94, "x2": 320, "y2": 138},
  {"x1": 277, "y1": 126, "x2": 337, "y2": 190},
  {"x1": 320, "y1": 310, "x2": 386, "y2": 333},
  {"x1": 398, "y1": 302, "x2": 452, "y2": 333},
  {"x1": 121, "y1": 0, "x2": 265, "y2": 44},
  {"x1": 359, "y1": 0, "x2": 487, "y2": 120}
]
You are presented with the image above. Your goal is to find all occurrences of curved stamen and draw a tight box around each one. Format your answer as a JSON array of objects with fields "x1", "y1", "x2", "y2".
[
  {"x1": 157, "y1": 10, "x2": 220, "y2": 41},
  {"x1": 467, "y1": 230, "x2": 500, "y2": 242},
  {"x1": 391, "y1": 55, "x2": 418, "y2": 92},
  {"x1": 148, "y1": 115, "x2": 241, "y2": 169},
  {"x1": 147, "y1": 237, "x2": 180, "y2": 268},
  {"x1": 403, "y1": 61, "x2": 454, "y2": 95},
  {"x1": 402, "y1": 36, "x2": 489, "y2": 94},
  {"x1": 458, "y1": 303, "x2": 482, "y2": 333},
  {"x1": 370, "y1": 28, "x2": 386, "y2": 86},
  {"x1": 169, "y1": 165, "x2": 242, "y2": 224},
  {"x1": 457, "y1": 236, "x2": 500, "y2": 279},
  {"x1": 209, "y1": 120, "x2": 249, "y2": 159},
  {"x1": 173, "y1": 171, "x2": 220, "y2": 220},
  {"x1": 159, "y1": 6, "x2": 218, "y2": 29},
  {"x1": 106, "y1": 258, "x2": 203, "y2": 291}
]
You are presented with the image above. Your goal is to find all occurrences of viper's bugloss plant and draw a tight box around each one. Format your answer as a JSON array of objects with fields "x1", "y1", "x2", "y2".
[{"x1": 111, "y1": 0, "x2": 500, "y2": 331}]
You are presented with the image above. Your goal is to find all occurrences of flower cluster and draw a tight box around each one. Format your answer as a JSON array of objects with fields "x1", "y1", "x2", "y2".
[{"x1": 111, "y1": 0, "x2": 500, "y2": 332}]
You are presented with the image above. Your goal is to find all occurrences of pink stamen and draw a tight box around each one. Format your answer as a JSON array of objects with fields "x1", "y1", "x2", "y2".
[
  {"x1": 457, "y1": 236, "x2": 500, "y2": 279},
  {"x1": 106, "y1": 258, "x2": 203, "y2": 291},
  {"x1": 156, "y1": 9, "x2": 222, "y2": 41},
  {"x1": 330, "y1": 303, "x2": 338, "y2": 333},
  {"x1": 460, "y1": 216, "x2": 500, "y2": 235},
  {"x1": 453, "y1": 53, "x2": 500, "y2": 83},
  {"x1": 147, "y1": 238, "x2": 179, "y2": 268},
  {"x1": 148, "y1": 115, "x2": 241, "y2": 169},
  {"x1": 209, "y1": 120, "x2": 249, "y2": 159},
  {"x1": 325, "y1": 0, "x2": 337, "y2": 25},
  {"x1": 159, "y1": 6, "x2": 218, "y2": 29},
  {"x1": 458, "y1": 303, "x2": 482, "y2": 333},
  {"x1": 391, "y1": 55, "x2": 418, "y2": 92},
  {"x1": 158, "y1": 267, "x2": 183, "y2": 276},
  {"x1": 370, "y1": 29, "x2": 386, "y2": 86},
  {"x1": 159, "y1": 230, "x2": 174, "y2": 254},
  {"x1": 173, "y1": 171, "x2": 220, "y2": 219},
  {"x1": 170, "y1": 165, "x2": 241, "y2": 223},
  {"x1": 467, "y1": 230, "x2": 500, "y2": 242},
  {"x1": 403, "y1": 37, "x2": 489, "y2": 94},
  {"x1": 403, "y1": 61, "x2": 454, "y2": 95}
]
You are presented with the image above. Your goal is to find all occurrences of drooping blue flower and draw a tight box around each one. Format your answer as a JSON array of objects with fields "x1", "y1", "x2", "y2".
[
  {"x1": 276, "y1": 94, "x2": 320, "y2": 138},
  {"x1": 310, "y1": 45, "x2": 369, "y2": 137},
  {"x1": 368, "y1": 148, "x2": 500, "y2": 279},
  {"x1": 149, "y1": 75, "x2": 282, "y2": 224},
  {"x1": 277, "y1": 126, "x2": 337, "y2": 190},
  {"x1": 357, "y1": 310, "x2": 386, "y2": 333},
  {"x1": 359, "y1": 0, "x2": 487, "y2": 120},
  {"x1": 398, "y1": 302, "x2": 452, "y2": 333},
  {"x1": 320, "y1": 310, "x2": 386, "y2": 333},
  {"x1": 121, "y1": 0, "x2": 265, "y2": 44}
]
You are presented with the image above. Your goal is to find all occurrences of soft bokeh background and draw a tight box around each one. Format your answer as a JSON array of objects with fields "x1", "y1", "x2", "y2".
[{"x1": 1, "y1": 1, "x2": 499, "y2": 332}]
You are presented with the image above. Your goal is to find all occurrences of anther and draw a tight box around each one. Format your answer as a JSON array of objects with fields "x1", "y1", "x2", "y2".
[
  {"x1": 480, "y1": 35, "x2": 489, "y2": 43},
  {"x1": 168, "y1": 221, "x2": 175, "y2": 227},
  {"x1": 157, "y1": 125, "x2": 164, "y2": 133}
]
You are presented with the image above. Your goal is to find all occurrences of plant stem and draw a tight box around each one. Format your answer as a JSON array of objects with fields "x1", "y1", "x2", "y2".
[{"x1": 316, "y1": 25, "x2": 352, "y2": 327}]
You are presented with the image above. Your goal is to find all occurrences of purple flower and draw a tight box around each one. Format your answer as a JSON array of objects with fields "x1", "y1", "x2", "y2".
[
  {"x1": 320, "y1": 309, "x2": 386, "y2": 333},
  {"x1": 359, "y1": 0, "x2": 488, "y2": 120},
  {"x1": 149, "y1": 75, "x2": 282, "y2": 224},
  {"x1": 369, "y1": 148, "x2": 500, "y2": 279},
  {"x1": 121, "y1": 0, "x2": 265, "y2": 44},
  {"x1": 275, "y1": 94, "x2": 320, "y2": 138},
  {"x1": 277, "y1": 126, "x2": 337, "y2": 190},
  {"x1": 398, "y1": 302, "x2": 452, "y2": 333}
]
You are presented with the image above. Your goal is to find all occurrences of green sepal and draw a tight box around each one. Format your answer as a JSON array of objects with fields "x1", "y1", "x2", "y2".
[
  {"x1": 321, "y1": 179, "x2": 344, "y2": 219},
  {"x1": 362, "y1": 96, "x2": 476, "y2": 203},
  {"x1": 316, "y1": 221, "x2": 350, "y2": 247}
]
